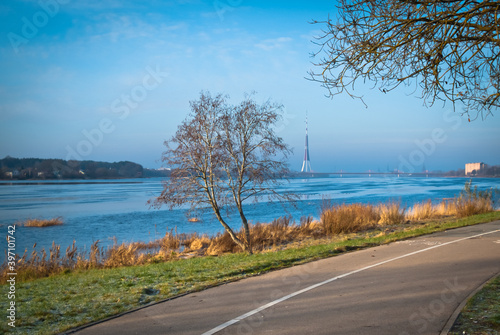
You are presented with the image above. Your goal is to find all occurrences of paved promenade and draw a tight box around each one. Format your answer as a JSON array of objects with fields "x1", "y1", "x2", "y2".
[{"x1": 72, "y1": 220, "x2": 500, "y2": 335}]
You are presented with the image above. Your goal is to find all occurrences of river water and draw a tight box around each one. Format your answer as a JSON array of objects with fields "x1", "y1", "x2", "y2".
[{"x1": 1, "y1": 176, "x2": 499, "y2": 257}]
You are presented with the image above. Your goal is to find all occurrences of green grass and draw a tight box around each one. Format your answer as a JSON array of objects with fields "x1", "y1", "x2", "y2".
[
  {"x1": 450, "y1": 275, "x2": 500, "y2": 335},
  {"x1": 1, "y1": 211, "x2": 500, "y2": 335}
]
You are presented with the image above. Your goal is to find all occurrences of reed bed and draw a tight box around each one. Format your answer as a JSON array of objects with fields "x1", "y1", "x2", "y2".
[
  {"x1": 321, "y1": 203, "x2": 379, "y2": 235},
  {"x1": 379, "y1": 202, "x2": 406, "y2": 225},
  {"x1": 20, "y1": 217, "x2": 64, "y2": 227},
  {"x1": 407, "y1": 200, "x2": 438, "y2": 221},
  {"x1": 2, "y1": 182, "x2": 497, "y2": 284},
  {"x1": 406, "y1": 183, "x2": 495, "y2": 220}
]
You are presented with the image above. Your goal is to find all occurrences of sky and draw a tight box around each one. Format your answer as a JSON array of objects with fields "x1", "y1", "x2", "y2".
[{"x1": 0, "y1": 0, "x2": 499, "y2": 173}]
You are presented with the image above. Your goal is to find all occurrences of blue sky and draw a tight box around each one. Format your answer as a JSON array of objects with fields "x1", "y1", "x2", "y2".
[{"x1": 1, "y1": 0, "x2": 499, "y2": 172}]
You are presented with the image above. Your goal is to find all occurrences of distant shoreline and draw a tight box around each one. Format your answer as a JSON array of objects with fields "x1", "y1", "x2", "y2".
[
  {"x1": 0, "y1": 180, "x2": 145, "y2": 186},
  {"x1": 1, "y1": 174, "x2": 499, "y2": 183},
  {"x1": 2, "y1": 156, "x2": 498, "y2": 180}
]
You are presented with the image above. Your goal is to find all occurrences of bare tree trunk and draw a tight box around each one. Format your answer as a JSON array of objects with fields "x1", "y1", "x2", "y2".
[
  {"x1": 238, "y1": 208, "x2": 252, "y2": 254},
  {"x1": 211, "y1": 205, "x2": 247, "y2": 251}
]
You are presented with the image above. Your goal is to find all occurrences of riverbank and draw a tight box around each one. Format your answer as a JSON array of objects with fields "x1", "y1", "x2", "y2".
[
  {"x1": 3, "y1": 188, "x2": 494, "y2": 284},
  {"x1": 1, "y1": 211, "x2": 499, "y2": 334},
  {"x1": 3, "y1": 176, "x2": 500, "y2": 258}
]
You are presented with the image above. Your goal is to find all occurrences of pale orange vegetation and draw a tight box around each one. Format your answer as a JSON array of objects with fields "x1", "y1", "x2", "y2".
[{"x1": 20, "y1": 217, "x2": 64, "y2": 227}]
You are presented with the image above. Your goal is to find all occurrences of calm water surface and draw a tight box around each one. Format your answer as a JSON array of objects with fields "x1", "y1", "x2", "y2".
[{"x1": 1, "y1": 176, "x2": 499, "y2": 257}]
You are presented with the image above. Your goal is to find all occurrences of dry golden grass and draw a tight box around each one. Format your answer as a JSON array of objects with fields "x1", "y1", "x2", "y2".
[
  {"x1": 206, "y1": 231, "x2": 241, "y2": 256},
  {"x1": 407, "y1": 200, "x2": 438, "y2": 221},
  {"x1": 161, "y1": 232, "x2": 181, "y2": 251},
  {"x1": 188, "y1": 236, "x2": 211, "y2": 251},
  {"x1": 453, "y1": 180, "x2": 497, "y2": 217},
  {"x1": 20, "y1": 217, "x2": 64, "y2": 227},
  {"x1": 454, "y1": 197, "x2": 493, "y2": 217},
  {"x1": 407, "y1": 197, "x2": 494, "y2": 221},
  {"x1": 105, "y1": 243, "x2": 145, "y2": 268},
  {"x1": 205, "y1": 216, "x2": 319, "y2": 255},
  {"x1": 321, "y1": 203, "x2": 379, "y2": 235},
  {"x1": 8, "y1": 241, "x2": 92, "y2": 282},
  {"x1": 435, "y1": 200, "x2": 456, "y2": 217},
  {"x1": 378, "y1": 202, "x2": 406, "y2": 225},
  {"x1": 251, "y1": 216, "x2": 292, "y2": 249}
]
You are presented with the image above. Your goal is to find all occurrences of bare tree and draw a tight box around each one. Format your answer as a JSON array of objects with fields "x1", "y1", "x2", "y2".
[
  {"x1": 150, "y1": 92, "x2": 294, "y2": 253},
  {"x1": 309, "y1": 0, "x2": 500, "y2": 120}
]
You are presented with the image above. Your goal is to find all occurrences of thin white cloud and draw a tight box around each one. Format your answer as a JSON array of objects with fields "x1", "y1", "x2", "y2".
[
  {"x1": 63, "y1": 0, "x2": 133, "y2": 12},
  {"x1": 254, "y1": 37, "x2": 292, "y2": 51},
  {"x1": 82, "y1": 13, "x2": 157, "y2": 43}
]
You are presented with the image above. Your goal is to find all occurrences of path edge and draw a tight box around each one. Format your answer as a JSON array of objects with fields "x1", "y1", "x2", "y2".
[{"x1": 440, "y1": 271, "x2": 500, "y2": 335}]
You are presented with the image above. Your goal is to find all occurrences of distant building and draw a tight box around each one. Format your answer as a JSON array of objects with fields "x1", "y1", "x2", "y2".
[{"x1": 465, "y1": 162, "x2": 485, "y2": 176}]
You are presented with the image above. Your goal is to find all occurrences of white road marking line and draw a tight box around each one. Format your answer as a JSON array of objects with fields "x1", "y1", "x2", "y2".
[{"x1": 202, "y1": 229, "x2": 500, "y2": 335}]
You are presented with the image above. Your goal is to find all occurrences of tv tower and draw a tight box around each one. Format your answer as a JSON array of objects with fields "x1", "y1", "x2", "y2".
[{"x1": 301, "y1": 113, "x2": 312, "y2": 172}]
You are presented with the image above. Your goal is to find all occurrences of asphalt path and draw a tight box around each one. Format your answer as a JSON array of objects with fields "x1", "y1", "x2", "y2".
[{"x1": 71, "y1": 220, "x2": 500, "y2": 335}]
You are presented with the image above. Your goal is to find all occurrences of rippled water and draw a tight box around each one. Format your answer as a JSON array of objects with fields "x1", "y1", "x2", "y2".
[{"x1": 1, "y1": 176, "x2": 499, "y2": 257}]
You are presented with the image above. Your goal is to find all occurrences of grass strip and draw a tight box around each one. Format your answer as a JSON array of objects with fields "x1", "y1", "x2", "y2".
[
  {"x1": 2, "y1": 211, "x2": 500, "y2": 335},
  {"x1": 449, "y1": 274, "x2": 500, "y2": 334}
]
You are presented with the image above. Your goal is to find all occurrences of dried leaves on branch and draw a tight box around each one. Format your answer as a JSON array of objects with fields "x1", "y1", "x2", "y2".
[
  {"x1": 309, "y1": 0, "x2": 500, "y2": 120},
  {"x1": 149, "y1": 92, "x2": 296, "y2": 253}
]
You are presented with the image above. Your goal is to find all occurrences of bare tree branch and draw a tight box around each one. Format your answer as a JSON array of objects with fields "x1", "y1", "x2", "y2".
[{"x1": 309, "y1": 0, "x2": 500, "y2": 120}]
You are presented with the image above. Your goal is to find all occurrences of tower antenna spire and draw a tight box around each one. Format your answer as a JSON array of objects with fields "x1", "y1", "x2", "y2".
[{"x1": 301, "y1": 112, "x2": 312, "y2": 173}]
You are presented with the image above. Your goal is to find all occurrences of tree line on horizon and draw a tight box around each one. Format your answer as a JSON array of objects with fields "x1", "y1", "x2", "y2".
[
  {"x1": 2, "y1": 156, "x2": 499, "y2": 180},
  {"x1": 0, "y1": 157, "x2": 149, "y2": 180}
]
